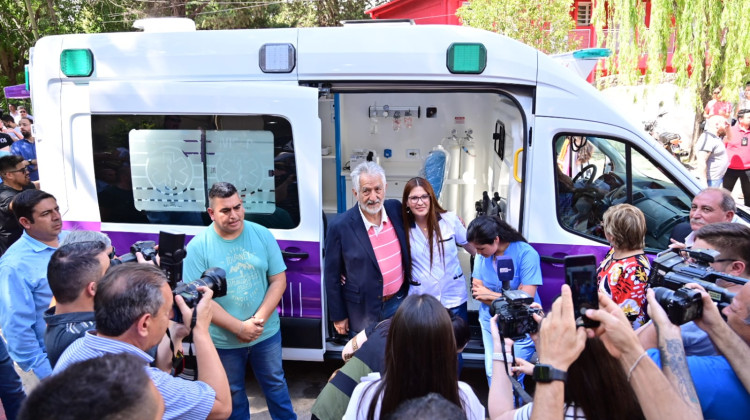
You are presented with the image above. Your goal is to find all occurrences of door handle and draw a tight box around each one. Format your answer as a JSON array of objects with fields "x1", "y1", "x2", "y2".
[
  {"x1": 282, "y1": 250, "x2": 309, "y2": 260},
  {"x1": 540, "y1": 255, "x2": 565, "y2": 264}
]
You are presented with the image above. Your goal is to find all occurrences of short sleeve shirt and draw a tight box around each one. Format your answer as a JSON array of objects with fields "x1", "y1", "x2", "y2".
[
  {"x1": 596, "y1": 248, "x2": 650, "y2": 328},
  {"x1": 183, "y1": 221, "x2": 286, "y2": 348},
  {"x1": 697, "y1": 132, "x2": 729, "y2": 180}
]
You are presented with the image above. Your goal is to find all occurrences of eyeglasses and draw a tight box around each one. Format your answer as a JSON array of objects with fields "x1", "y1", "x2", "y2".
[
  {"x1": 713, "y1": 258, "x2": 735, "y2": 264},
  {"x1": 5, "y1": 167, "x2": 29, "y2": 174},
  {"x1": 108, "y1": 247, "x2": 117, "y2": 260},
  {"x1": 408, "y1": 194, "x2": 430, "y2": 204}
]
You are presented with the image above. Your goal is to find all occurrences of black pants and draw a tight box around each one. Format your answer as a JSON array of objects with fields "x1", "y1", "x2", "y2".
[{"x1": 723, "y1": 168, "x2": 750, "y2": 206}]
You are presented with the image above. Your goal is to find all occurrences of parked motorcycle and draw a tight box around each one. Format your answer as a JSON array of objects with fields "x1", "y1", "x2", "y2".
[{"x1": 643, "y1": 111, "x2": 687, "y2": 160}]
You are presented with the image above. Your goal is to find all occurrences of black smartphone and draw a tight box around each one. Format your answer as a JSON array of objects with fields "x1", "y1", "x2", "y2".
[{"x1": 564, "y1": 254, "x2": 600, "y2": 328}]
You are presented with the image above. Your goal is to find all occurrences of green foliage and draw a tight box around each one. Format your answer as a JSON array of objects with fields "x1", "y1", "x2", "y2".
[
  {"x1": 594, "y1": 0, "x2": 750, "y2": 111},
  {"x1": 456, "y1": 0, "x2": 576, "y2": 54},
  {"x1": 0, "y1": 0, "x2": 374, "y2": 106}
]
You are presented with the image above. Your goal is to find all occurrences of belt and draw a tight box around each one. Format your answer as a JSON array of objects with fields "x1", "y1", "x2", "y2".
[{"x1": 382, "y1": 292, "x2": 398, "y2": 302}]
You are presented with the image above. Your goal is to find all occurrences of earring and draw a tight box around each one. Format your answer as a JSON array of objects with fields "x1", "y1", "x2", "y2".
[{"x1": 406, "y1": 207, "x2": 411, "y2": 213}]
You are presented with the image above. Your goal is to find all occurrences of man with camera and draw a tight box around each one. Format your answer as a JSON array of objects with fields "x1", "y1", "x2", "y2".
[
  {"x1": 640, "y1": 222, "x2": 750, "y2": 356},
  {"x1": 642, "y1": 281, "x2": 750, "y2": 419},
  {"x1": 54, "y1": 264, "x2": 231, "y2": 420},
  {"x1": 183, "y1": 182, "x2": 295, "y2": 420}
]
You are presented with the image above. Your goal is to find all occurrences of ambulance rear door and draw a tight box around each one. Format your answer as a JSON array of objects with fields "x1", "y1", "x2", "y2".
[{"x1": 81, "y1": 81, "x2": 325, "y2": 360}]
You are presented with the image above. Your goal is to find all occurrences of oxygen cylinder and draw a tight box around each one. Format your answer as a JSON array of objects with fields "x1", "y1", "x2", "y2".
[
  {"x1": 460, "y1": 141, "x2": 476, "y2": 221},
  {"x1": 445, "y1": 141, "x2": 461, "y2": 212}
]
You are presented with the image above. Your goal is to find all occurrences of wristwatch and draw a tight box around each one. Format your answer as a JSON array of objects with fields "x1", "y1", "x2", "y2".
[{"x1": 533, "y1": 364, "x2": 568, "y2": 383}]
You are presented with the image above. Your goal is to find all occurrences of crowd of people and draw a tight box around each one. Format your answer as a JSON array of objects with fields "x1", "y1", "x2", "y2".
[{"x1": 0, "y1": 120, "x2": 748, "y2": 419}]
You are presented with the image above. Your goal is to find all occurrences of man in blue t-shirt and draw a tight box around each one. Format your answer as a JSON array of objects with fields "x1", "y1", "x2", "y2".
[{"x1": 183, "y1": 182, "x2": 295, "y2": 420}]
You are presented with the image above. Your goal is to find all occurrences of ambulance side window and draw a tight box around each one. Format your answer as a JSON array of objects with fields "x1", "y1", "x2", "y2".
[
  {"x1": 554, "y1": 135, "x2": 691, "y2": 251},
  {"x1": 91, "y1": 114, "x2": 300, "y2": 229}
]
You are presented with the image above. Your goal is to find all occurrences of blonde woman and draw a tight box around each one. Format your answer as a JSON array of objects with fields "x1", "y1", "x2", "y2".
[{"x1": 596, "y1": 204, "x2": 650, "y2": 328}]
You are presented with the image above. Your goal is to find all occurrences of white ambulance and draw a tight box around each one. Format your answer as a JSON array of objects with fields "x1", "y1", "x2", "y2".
[{"x1": 28, "y1": 19, "x2": 726, "y2": 361}]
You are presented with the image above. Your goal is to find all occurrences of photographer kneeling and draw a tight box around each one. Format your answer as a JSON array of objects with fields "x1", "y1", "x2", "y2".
[{"x1": 54, "y1": 264, "x2": 231, "y2": 420}]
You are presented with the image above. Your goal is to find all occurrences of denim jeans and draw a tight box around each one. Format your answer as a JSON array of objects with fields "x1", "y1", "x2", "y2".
[
  {"x1": 217, "y1": 330, "x2": 296, "y2": 420},
  {"x1": 0, "y1": 336, "x2": 25, "y2": 420},
  {"x1": 379, "y1": 288, "x2": 406, "y2": 321},
  {"x1": 707, "y1": 178, "x2": 723, "y2": 187},
  {"x1": 448, "y1": 302, "x2": 469, "y2": 374}
]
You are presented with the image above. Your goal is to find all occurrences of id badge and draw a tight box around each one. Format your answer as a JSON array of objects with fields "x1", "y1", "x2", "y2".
[{"x1": 743, "y1": 137, "x2": 748, "y2": 147}]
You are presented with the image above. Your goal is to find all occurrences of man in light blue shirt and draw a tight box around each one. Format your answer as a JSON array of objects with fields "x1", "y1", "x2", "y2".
[{"x1": 0, "y1": 189, "x2": 65, "y2": 379}]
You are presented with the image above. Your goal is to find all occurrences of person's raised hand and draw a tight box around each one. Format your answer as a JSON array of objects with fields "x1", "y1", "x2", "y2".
[
  {"x1": 682, "y1": 283, "x2": 725, "y2": 333},
  {"x1": 537, "y1": 284, "x2": 586, "y2": 371},
  {"x1": 646, "y1": 288, "x2": 680, "y2": 337}
]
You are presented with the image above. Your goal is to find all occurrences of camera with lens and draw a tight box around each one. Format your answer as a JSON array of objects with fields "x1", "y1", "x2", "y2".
[
  {"x1": 490, "y1": 290, "x2": 542, "y2": 340},
  {"x1": 110, "y1": 240, "x2": 158, "y2": 265},
  {"x1": 653, "y1": 287, "x2": 703, "y2": 325},
  {"x1": 649, "y1": 250, "x2": 742, "y2": 324},
  {"x1": 173, "y1": 267, "x2": 228, "y2": 309}
]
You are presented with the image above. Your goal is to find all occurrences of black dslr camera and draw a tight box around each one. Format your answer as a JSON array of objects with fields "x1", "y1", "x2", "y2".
[
  {"x1": 111, "y1": 240, "x2": 158, "y2": 265},
  {"x1": 653, "y1": 287, "x2": 703, "y2": 325},
  {"x1": 490, "y1": 290, "x2": 542, "y2": 340},
  {"x1": 173, "y1": 267, "x2": 228, "y2": 309},
  {"x1": 649, "y1": 250, "x2": 741, "y2": 325}
]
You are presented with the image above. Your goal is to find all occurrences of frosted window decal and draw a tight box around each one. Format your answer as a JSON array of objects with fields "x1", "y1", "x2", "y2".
[
  {"x1": 206, "y1": 130, "x2": 276, "y2": 213},
  {"x1": 130, "y1": 129, "x2": 206, "y2": 212}
]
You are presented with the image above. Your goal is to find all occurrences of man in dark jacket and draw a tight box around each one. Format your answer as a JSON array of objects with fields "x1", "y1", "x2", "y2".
[{"x1": 324, "y1": 161, "x2": 411, "y2": 336}]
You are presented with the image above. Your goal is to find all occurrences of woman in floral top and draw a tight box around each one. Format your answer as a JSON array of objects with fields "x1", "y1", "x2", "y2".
[{"x1": 596, "y1": 204, "x2": 650, "y2": 328}]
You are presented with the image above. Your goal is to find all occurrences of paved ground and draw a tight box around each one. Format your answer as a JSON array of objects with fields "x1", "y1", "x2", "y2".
[
  {"x1": 248, "y1": 359, "x2": 489, "y2": 419},
  {"x1": 2, "y1": 357, "x2": 490, "y2": 420}
]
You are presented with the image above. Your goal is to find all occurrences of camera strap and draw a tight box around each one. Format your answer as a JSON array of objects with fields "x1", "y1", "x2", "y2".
[
  {"x1": 498, "y1": 331, "x2": 533, "y2": 407},
  {"x1": 190, "y1": 307, "x2": 198, "y2": 330}
]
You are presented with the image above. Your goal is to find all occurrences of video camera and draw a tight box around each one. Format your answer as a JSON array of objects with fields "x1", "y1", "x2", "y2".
[
  {"x1": 649, "y1": 250, "x2": 743, "y2": 325},
  {"x1": 490, "y1": 290, "x2": 542, "y2": 340}
]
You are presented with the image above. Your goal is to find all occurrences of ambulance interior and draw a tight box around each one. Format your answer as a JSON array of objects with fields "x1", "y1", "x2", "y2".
[
  {"x1": 321, "y1": 90, "x2": 527, "y2": 316},
  {"x1": 321, "y1": 91, "x2": 524, "y2": 225}
]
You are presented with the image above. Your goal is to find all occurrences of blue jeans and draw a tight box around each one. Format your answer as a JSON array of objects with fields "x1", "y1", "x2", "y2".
[
  {"x1": 448, "y1": 302, "x2": 469, "y2": 375},
  {"x1": 217, "y1": 330, "x2": 296, "y2": 420},
  {"x1": 379, "y1": 288, "x2": 406, "y2": 321},
  {"x1": 0, "y1": 336, "x2": 25, "y2": 420},
  {"x1": 707, "y1": 178, "x2": 723, "y2": 187}
]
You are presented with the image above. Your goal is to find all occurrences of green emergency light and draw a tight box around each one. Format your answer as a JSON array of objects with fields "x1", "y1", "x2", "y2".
[
  {"x1": 447, "y1": 43, "x2": 487, "y2": 74},
  {"x1": 572, "y1": 48, "x2": 611, "y2": 60},
  {"x1": 60, "y1": 49, "x2": 94, "y2": 77}
]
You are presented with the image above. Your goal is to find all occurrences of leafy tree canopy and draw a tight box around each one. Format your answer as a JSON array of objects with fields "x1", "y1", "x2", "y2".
[
  {"x1": 1, "y1": 0, "x2": 375, "y2": 107},
  {"x1": 456, "y1": 0, "x2": 576, "y2": 54},
  {"x1": 594, "y1": 0, "x2": 750, "y2": 145}
]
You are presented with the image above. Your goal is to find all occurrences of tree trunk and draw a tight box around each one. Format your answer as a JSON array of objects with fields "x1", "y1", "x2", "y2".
[
  {"x1": 687, "y1": 85, "x2": 712, "y2": 161},
  {"x1": 23, "y1": 0, "x2": 40, "y2": 41}
]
